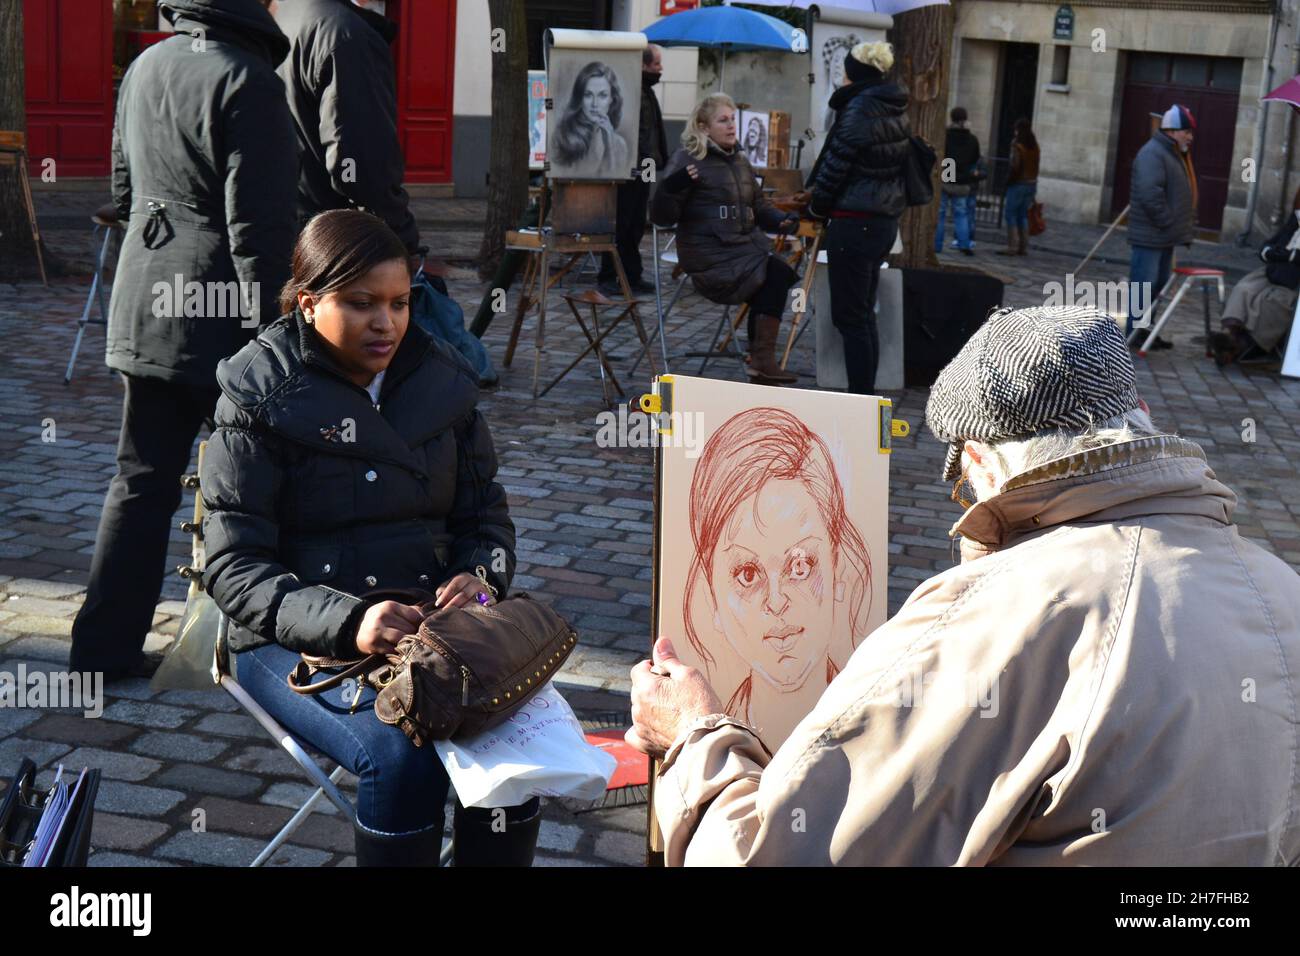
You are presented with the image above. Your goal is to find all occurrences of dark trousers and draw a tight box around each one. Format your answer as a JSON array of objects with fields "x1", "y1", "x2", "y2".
[
  {"x1": 825, "y1": 215, "x2": 898, "y2": 394},
  {"x1": 599, "y1": 176, "x2": 651, "y2": 284},
  {"x1": 745, "y1": 255, "x2": 800, "y2": 342},
  {"x1": 69, "y1": 374, "x2": 219, "y2": 671}
]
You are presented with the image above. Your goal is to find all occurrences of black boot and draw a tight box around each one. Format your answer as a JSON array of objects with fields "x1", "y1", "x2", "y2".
[
  {"x1": 353, "y1": 818, "x2": 445, "y2": 867},
  {"x1": 452, "y1": 798, "x2": 542, "y2": 867}
]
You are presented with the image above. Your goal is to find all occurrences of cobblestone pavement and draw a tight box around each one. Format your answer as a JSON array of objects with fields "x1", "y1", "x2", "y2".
[{"x1": 2, "y1": 192, "x2": 1298, "y2": 866}]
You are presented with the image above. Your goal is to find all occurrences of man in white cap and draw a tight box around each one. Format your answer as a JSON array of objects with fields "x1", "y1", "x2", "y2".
[
  {"x1": 1126, "y1": 104, "x2": 1198, "y2": 350},
  {"x1": 627, "y1": 306, "x2": 1300, "y2": 866}
]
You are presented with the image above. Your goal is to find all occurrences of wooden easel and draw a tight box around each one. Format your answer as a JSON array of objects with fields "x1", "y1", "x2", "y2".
[
  {"x1": 0, "y1": 131, "x2": 48, "y2": 286},
  {"x1": 502, "y1": 182, "x2": 657, "y2": 399}
]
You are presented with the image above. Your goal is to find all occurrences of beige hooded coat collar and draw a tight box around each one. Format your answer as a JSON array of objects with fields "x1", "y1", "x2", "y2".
[{"x1": 952, "y1": 436, "x2": 1235, "y2": 559}]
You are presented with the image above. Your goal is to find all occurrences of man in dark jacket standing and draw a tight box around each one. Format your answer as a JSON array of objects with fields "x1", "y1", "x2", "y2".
[
  {"x1": 1126, "y1": 104, "x2": 1197, "y2": 349},
  {"x1": 273, "y1": 0, "x2": 420, "y2": 254},
  {"x1": 70, "y1": 0, "x2": 297, "y2": 680},
  {"x1": 934, "y1": 106, "x2": 980, "y2": 255},
  {"x1": 806, "y1": 41, "x2": 910, "y2": 394},
  {"x1": 599, "y1": 44, "x2": 668, "y2": 295}
]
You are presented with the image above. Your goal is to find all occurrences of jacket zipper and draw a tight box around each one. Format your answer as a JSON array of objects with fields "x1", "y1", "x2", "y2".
[
  {"x1": 457, "y1": 422, "x2": 491, "y2": 576},
  {"x1": 276, "y1": 346, "x2": 434, "y2": 478}
]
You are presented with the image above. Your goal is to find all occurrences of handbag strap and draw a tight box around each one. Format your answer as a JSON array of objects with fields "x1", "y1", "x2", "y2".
[{"x1": 287, "y1": 654, "x2": 383, "y2": 697}]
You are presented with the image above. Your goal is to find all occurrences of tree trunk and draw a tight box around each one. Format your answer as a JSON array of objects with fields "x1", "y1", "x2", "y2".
[
  {"x1": 889, "y1": 2, "x2": 955, "y2": 271},
  {"x1": 0, "y1": 0, "x2": 43, "y2": 281},
  {"x1": 476, "y1": 0, "x2": 530, "y2": 280}
]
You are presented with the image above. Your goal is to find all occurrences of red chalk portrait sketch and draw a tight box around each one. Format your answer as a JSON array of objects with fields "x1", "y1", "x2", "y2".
[{"x1": 654, "y1": 376, "x2": 889, "y2": 750}]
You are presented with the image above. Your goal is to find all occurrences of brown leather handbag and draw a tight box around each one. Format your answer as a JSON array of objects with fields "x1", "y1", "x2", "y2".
[{"x1": 286, "y1": 588, "x2": 578, "y2": 747}]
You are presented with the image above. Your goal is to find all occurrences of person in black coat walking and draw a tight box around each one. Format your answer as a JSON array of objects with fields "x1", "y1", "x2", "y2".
[
  {"x1": 806, "y1": 41, "x2": 910, "y2": 394},
  {"x1": 599, "y1": 43, "x2": 669, "y2": 295},
  {"x1": 70, "y1": 0, "x2": 297, "y2": 680},
  {"x1": 273, "y1": 0, "x2": 420, "y2": 253},
  {"x1": 201, "y1": 210, "x2": 539, "y2": 866}
]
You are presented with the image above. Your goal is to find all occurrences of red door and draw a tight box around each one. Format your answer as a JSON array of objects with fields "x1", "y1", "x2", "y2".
[
  {"x1": 24, "y1": 0, "x2": 114, "y2": 177},
  {"x1": 389, "y1": 0, "x2": 456, "y2": 183},
  {"x1": 1111, "y1": 53, "x2": 1241, "y2": 232}
]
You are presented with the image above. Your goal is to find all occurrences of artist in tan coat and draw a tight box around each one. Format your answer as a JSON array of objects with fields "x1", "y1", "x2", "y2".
[{"x1": 628, "y1": 306, "x2": 1300, "y2": 866}]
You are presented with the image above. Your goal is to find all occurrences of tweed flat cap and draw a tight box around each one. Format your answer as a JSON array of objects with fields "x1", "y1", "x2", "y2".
[{"x1": 926, "y1": 306, "x2": 1141, "y2": 482}]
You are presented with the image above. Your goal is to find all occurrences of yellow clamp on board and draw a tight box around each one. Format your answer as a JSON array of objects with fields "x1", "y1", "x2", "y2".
[
  {"x1": 878, "y1": 399, "x2": 911, "y2": 454},
  {"x1": 641, "y1": 376, "x2": 674, "y2": 435}
]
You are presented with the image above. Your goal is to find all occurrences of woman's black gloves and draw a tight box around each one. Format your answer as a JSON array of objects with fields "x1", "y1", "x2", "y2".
[{"x1": 662, "y1": 165, "x2": 696, "y2": 194}]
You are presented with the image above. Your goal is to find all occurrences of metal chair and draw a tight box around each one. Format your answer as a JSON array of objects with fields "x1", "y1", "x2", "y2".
[
  {"x1": 635, "y1": 223, "x2": 749, "y2": 378},
  {"x1": 1128, "y1": 265, "x2": 1225, "y2": 357},
  {"x1": 65, "y1": 204, "x2": 123, "y2": 384},
  {"x1": 171, "y1": 447, "x2": 453, "y2": 866}
]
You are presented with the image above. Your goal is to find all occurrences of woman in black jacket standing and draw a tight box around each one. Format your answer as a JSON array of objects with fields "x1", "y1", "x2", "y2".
[
  {"x1": 806, "y1": 41, "x2": 910, "y2": 394},
  {"x1": 200, "y1": 210, "x2": 538, "y2": 866}
]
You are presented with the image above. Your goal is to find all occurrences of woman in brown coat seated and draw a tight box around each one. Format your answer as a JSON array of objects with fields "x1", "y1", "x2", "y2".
[{"x1": 651, "y1": 93, "x2": 802, "y2": 384}]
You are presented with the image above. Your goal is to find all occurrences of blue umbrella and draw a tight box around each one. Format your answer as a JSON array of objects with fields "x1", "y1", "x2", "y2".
[{"x1": 643, "y1": 5, "x2": 808, "y2": 88}]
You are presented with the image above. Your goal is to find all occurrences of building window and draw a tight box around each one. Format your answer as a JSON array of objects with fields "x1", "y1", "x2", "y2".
[
  {"x1": 1171, "y1": 56, "x2": 1208, "y2": 87},
  {"x1": 1211, "y1": 59, "x2": 1243, "y2": 90},
  {"x1": 1130, "y1": 53, "x2": 1170, "y2": 84},
  {"x1": 1051, "y1": 45, "x2": 1070, "y2": 86},
  {"x1": 526, "y1": 0, "x2": 610, "y2": 69},
  {"x1": 1128, "y1": 52, "x2": 1242, "y2": 91}
]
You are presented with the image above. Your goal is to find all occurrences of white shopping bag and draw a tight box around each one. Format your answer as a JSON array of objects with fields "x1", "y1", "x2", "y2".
[{"x1": 434, "y1": 682, "x2": 617, "y2": 808}]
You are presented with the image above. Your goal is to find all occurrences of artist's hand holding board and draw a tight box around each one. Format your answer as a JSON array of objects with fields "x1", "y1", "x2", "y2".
[{"x1": 640, "y1": 374, "x2": 902, "y2": 859}]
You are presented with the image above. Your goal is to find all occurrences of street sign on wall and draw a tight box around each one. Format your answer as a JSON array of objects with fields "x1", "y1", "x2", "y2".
[{"x1": 1054, "y1": 5, "x2": 1074, "y2": 40}]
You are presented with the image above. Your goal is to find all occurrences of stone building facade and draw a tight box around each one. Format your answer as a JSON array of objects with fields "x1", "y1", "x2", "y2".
[{"x1": 948, "y1": 0, "x2": 1300, "y2": 243}]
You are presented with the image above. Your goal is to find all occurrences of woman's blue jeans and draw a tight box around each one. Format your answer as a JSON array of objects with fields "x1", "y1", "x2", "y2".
[
  {"x1": 1004, "y1": 182, "x2": 1036, "y2": 228},
  {"x1": 233, "y1": 641, "x2": 451, "y2": 835},
  {"x1": 934, "y1": 191, "x2": 974, "y2": 251}
]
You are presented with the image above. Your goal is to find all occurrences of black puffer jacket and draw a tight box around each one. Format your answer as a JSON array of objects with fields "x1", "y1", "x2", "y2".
[
  {"x1": 274, "y1": 0, "x2": 420, "y2": 252},
  {"x1": 807, "y1": 79, "x2": 911, "y2": 218},
  {"x1": 200, "y1": 313, "x2": 516, "y2": 658},
  {"x1": 1261, "y1": 213, "x2": 1300, "y2": 290},
  {"x1": 107, "y1": 0, "x2": 297, "y2": 387},
  {"x1": 650, "y1": 142, "x2": 787, "y2": 305}
]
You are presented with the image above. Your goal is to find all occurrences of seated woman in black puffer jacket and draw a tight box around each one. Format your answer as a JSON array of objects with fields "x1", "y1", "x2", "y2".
[
  {"x1": 200, "y1": 210, "x2": 539, "y2": 867},
  {"x1": 651, "y1": 93, "x2": 802, "y2": 385}
]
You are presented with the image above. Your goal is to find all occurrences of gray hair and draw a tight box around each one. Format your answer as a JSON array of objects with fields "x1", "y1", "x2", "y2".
[{"x1": 970, "y1": 408, "x2": 1169, "y2": 492}]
